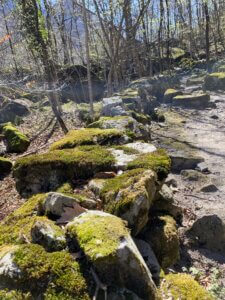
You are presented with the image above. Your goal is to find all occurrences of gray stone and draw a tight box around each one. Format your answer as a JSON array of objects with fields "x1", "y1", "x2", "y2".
[
  {"x1": 188, "y1": 214, "x2": 225, "y2": 253},
  {"x1": 88, "y1": 178, "x2": 106, "y2": 196},
  {"x1": 102, "y1": 96, "x2": 128, "y2": 117},
  {"x1": 41, "y1": 192, "x2": 87, "y2": 216},
  {"x1": 134, "y1": 238, "x2": 160, "y2": 282},
  {"x1": 0, "y1": 99, "x2": 31, "y2": 123},
  {"x1": 31, "y1": 220, "x2": 66, "y2": 252},
  {"x1": 170, "y1": 153, "x2": 204, "y2": 173},
  {"x1": 110, "y1": 148, "x2": 137, "y2": 170},
  {"x1": 200, "y1": 184, "x2": 218, "y2": 193},
  {"x1": 125, "y1": 142, "x2": 156, "y2": 154}
]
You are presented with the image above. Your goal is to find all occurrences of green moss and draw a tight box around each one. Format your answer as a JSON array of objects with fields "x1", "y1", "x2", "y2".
[
  {"x1": 171, "y1": 47, "x2": 185, "y2": 60},
  {"x1": 67, "y1": 213, "x2": 129, "y2": 261},
  {"x1": 209, "y1": 72, "x2": 225, "y2": 79},
  {"x1": 1, "y1": 122, "x2": 30, "y2": 153},
  {"x1": 0, "y1": 290, "x2": 31, "y2": 300},
  {"x1": 77, "y1": 102, "x2": 102, "y2": 123},
  {"x1": 100, "y1": 168, "x2": 152, "y2": 219},
  {"x1": 50, "y1": 128, "x2": 124, "y2": 150},
  {"x1": 87, "y1": 116, "x2": 129, "y2": 129},
  {"x1": 127, "y1": 149, "x2": 171, "y2": 180},
  {"x1": 160, "y1": 273, "x2": 214, "y2": 300},
  {"x1": 0, "y1": 156, "x2": 12, "y2": 174},
  {"x1": 56, "y1": 182, "x2": 74, "y2": 197},
  {"x1": 129, "y1": 111, "x2": 151, "y2": 125},
  {"x1": 0, "y1": 194, "x2": 47, "y2": 245},
  {"x1": 111, "y1": 145, "x2": 140, "y2": 155},
  {"x1": 146, "y1": 215, "x2": 179, "y2": 269},
  {"x1": 164, "y1": 89, "x2": 178, "y2": 95},
  {"x1": 11, "y1": 244, "x2": 91, "y2": 299}
]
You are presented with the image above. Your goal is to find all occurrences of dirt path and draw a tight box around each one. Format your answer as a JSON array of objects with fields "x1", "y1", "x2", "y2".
[{"x1": 152, "y1": 76, "x2": 225, "y2": 296}]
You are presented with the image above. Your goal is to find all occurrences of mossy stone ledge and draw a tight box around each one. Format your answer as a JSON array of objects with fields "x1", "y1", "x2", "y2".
[
  {"x1": 66, "y1": 210, "x2": 157, "y2": 299},
  {"x1": 127, "y1": 149, "x2": 171, "y2": 181},
  {"x1": 172, "y1": 93, "x2": 210, "y2": 108},
  {"x1": 1, "y1": 122, "x2": 30, "y2": 153},
  {"x1": 0, "y1": 244, "x2": 92, "y2": 299},
  {"x1": 164, "y1": 88, "x2": 183, "y2": 102},
  {"x1": 50, "y1": 128, "x2": 128, "y2": 150},
  {"x1": 13, "y1": 145, "x2": 115, "y2": 196}
]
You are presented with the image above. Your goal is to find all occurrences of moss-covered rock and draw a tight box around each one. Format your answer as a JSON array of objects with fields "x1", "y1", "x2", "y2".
[
  {"x1": 164, "y1": 89, "x2": 183, "y2": 102},
  {"x1": 0, "y1": 244, "x2": 92, "y2": 299},
  {"x1": 88, "y1": 116, "x2": 150, "y2": 141},
  {"x1": 13, "y1": 145, "x2": 115, "y2": 196},
  {"x1": 160, "y1": 273, "x2": 213, "y2": 300},
  {"x1": 186, "y1": 76, "x2": 205, "y2": 86},
  {"x1": 100, "y1": 168, "x2": 157, "y2": 235},
  {"x1": 143, "y1": 215, "x2": 180, "y2": 269},
  {"x1": 66, "y1": 210, "x2": 157, "y2": 299},
  {"x1": 127, "y1": 149, "x2": 171, "y2": 181},
  {"x1": 0, "y1": 157, "x2": 12, "y2": 175},
  {"x1": 50, "y1": 128, "x2": 127, "y2": 150},
  {"x1": 204, "y1": 72, "x2": 225, "y2": 91},
  {"x1": 0, "y1": 194, "x2": 48, "y2": 245},
  {"x1": 172, "y1": 93, "x2": 210, "y2": 108},
  {"x1": 1, "y1": 123, "x2": 30, "y2": 153},
  {"x1": 129, "y1": 110, "x2": 151, "y2": 125}
]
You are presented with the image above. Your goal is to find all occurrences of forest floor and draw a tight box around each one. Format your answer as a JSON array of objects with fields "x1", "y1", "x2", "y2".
[{"x1": 0, "y1": 74, "x2": 225, "y2": 297}]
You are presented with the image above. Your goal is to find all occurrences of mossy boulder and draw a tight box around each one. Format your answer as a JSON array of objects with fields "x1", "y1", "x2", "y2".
[
  {"x1": 66, "y1": 210, "x2": 157, "y2": 299},
  {"x1": 50, "y1": 128, "x2": 128, "y2": 150},
  {"x1": 143, "y1": 215, "x2": 180, "y2": 269},
  {"x1": 13, "y1": 145, "x2": 115, "y2": 196},
  {"x1": 0, "y1": 244, "x2": 92, "y2": 299},
  {"x1": 1, "y1": 123, "x2": 30, "y2": 153},
  {"x1": 160, "y1": 273, "x2": 213, "y2": 300},
  {"x1": 100, "y1": 169, "x2": 158, "y2": 235},
  {"x1": 0, "y1": 194, "x2": 49, "y2": 246},
  {"x1": 172, "y1": 93, "x2": 210, "y2": 108},
  {"x1": 88, "y1": 116, "x2": 151, "y2": 141},
  {"x1": 0, "y1": 157, "x2": 12, "y2": 175},
  {"x1": 204, "y1": 72, "x2": 225, "y2": 91},
  {"x1": 0, "y1": 98, "x2": 31, "y2": 124},
  {"x1": 129, "y1": 110, "x2": 151, "y2": 125},
  {"x1": 164, "y1": 89, "x2": 183, "y2": 102}
]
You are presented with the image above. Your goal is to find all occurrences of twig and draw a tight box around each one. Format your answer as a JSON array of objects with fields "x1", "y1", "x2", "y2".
[
  {"x1": 91, "y1": 267, "x2": 107, "y2": 300},
  {"x1": 184, "y1": 194, "x2": 208, "y2": 200}
]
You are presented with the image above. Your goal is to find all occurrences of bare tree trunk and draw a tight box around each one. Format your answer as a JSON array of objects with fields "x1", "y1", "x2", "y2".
[
  {"x1": 204, "y1": 1, "x2": 210, "y2": 69},
  {"x1": 81, "y1": 0, "x2": 94, "y2": 118}
]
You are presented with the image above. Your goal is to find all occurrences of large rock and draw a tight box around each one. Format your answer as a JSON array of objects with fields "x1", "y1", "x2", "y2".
[
  {"x1": 100, "y1": 169, "x2": 158, "y2": 235},
  {"x1": 101, "y1": 96, "x2": 128, "y2": 117},
  {"x1": 66, "y1": 210, "x2": 157, "y2": 299},
  {"x1": 31, "y1": 219, "x2": 66, "y2": 252},
  {"x1": 58, "y1": 65, "x2": 105, "y2": 103},
  {"x1": 170, "y1": 152, "x2": 204, "y2": 173},
  {"x1": 172, "y1": 93, "x2": 210, "y2": 108},
  {"x1": 0, "y1": 98, "x2": 31, "y2": 124},
  {"x1": 88, "y1": 116, "x2": 151, "y2": 141},
  {"x1": 143, "y1": 215, "x2": 180, "y2": 269},
  {"x1": 204, "y1": 72, "x2": 225, "y2": 91},
  {"x1": 188, "y1": 214, "x2": 225, "y2": 253},
  {"x1": 1, "y1": 122, "x2": 30, "y2": 153},
  {"x1": 13, "y1": 145, "x2": 116, "y2": 196},
  {"x1": 0, "y1": 244, "x2": 92, "y2": 298}
]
